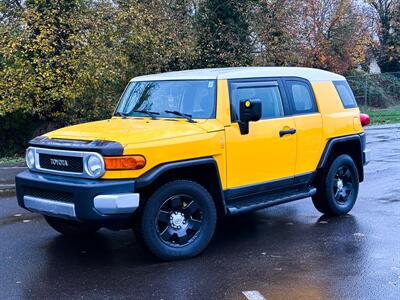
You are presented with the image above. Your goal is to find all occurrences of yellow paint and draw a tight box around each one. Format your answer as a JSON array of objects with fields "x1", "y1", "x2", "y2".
[
  {"x1": 293, "y1": 113, "x2": 323, "y2": 175},
  {"x1": 311, "y1": 81, "x2": 363, "y2": 150},
  {"x1": 44, "y1": 78, "x2": 363, "y2": 191},
  {"x1": 224, "y1": 118, "x2": 296, "y2": 188}
]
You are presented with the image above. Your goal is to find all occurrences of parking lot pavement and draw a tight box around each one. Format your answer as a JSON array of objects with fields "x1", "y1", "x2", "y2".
[{"x1": 0, "y1": 126, "x2": 399, "y2": 300}]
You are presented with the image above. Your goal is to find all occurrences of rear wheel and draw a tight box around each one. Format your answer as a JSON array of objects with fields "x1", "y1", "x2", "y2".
[
  {"x1": 45, "y1": 216, "x2": 100, "y2": 236},
  {"x1": 312, "y1": 154, "x2": 359, "y2": 216},
  {"x1": 138, "y1": 180, "x2": 217, "y2": 260}
]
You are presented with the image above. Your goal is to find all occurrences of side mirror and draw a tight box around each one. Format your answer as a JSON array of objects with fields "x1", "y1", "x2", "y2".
[{"x1": 238, "y1": 99, "x2": 262, "y2": 134}]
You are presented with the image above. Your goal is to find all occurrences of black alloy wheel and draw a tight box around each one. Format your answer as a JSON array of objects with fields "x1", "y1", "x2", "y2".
[
  {"x1": 157, "y1": 194, "x2": 203, "y2": 246},
  {"x1": 332, "y1": 165, "x2": 357, "y2": 205},
  {"x1": 312, "y1": 154, "x2": 359, "y2": 216},
  {"x1": 138, "y1": 180, "x2": 217, "y2": 260}
]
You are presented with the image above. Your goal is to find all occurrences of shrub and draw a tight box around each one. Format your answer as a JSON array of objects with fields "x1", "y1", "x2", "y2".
[{"x1": 0, "y1": 111, "x2": 42, "y2": 157}]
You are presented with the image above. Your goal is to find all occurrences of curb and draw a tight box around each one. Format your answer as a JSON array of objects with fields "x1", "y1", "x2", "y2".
[
  {"x1": 0, "y1": 166, "x2": 26, "y2": 191},
  {"x1": 0, "y1": 184, "x2": 16, "y2": 191},
  {"x1": 365, "y1": 123, "x2": 400, "y2": 130}
]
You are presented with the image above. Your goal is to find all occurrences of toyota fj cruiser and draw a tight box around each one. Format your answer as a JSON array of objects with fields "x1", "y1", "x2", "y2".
[{"x1": 16, "y1": 67, "x2": 370, "y2": 260}]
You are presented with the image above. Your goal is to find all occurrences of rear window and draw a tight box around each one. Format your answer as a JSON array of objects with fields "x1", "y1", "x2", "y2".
[
  {"x1": 285, "y1": 80, "x2": 317, "y2": 114},
  {"x1": 333, "y1": 81, "x2": 357, "y2": 108}
]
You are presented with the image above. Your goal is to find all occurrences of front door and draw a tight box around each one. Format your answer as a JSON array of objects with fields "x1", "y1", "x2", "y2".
[{"x1": 225, "y1": 79, "x2": 297, "y2": 190}]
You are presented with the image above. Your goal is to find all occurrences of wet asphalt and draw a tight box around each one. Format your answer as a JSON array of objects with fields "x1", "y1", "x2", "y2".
[{"x1": 0, "y1": 126, "x2": 399, "y2": 300}]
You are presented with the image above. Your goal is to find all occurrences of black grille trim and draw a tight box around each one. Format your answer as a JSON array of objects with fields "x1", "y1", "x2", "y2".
[
  {"x1": 25, "y1": 187, "x2": 73, "y2": 203},
  {"x1": 39, "y1": 154, "x2": 83, "y2": 173}
]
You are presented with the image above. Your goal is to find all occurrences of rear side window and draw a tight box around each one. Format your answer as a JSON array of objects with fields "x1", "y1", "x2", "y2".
[
  {"x1": 285, "y1": 80, "x2": 317, "y2": 114},
  {"x1": 232, "y1": 85, "x2": 284, "y2": 120},
  {"x1": 333, "y1": 81, "x2": 357, "y2": 108}
]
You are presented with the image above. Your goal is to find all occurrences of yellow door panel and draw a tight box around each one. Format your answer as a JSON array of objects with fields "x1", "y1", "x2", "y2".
[
  {"x1": 293, "y1": 113, "x2": 323, "y2": 175},
  {"x1": 225, "y1": 117, "x2": 296, "y2": 188}
]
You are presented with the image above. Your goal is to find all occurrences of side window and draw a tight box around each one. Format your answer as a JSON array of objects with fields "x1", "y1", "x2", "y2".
[
  {"x1": 333, "y1": 81, "x2": 357, "y2": 108},
  {"x1": 231, "y1": 84, "x2": 284, "y2": 120},
  {"x1": 286, "y1": 80, "x2": 317, "y2": 114}
]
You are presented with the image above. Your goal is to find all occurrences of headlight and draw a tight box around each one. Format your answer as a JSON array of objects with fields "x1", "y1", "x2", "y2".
[
  {"x1": 85, "y1": 154, "x2": 104, "y2": 177},
  {"x1": 25, "y1": 148, "x2": 35, "y2": 169}
]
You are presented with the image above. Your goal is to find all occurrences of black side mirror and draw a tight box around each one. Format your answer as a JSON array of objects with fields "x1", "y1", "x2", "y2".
[{"x1": 238, "y1": 99, "x2": 262, "y2": 134}]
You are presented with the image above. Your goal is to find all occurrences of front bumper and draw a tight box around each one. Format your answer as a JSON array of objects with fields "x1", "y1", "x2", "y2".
[{"x1": 16, "y1": 171, "x2": 139, "y2": 225}]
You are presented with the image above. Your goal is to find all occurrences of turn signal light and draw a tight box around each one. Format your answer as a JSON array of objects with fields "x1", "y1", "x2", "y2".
[
  {"x1": 359, "y1": 113, "x2": 370, "y2": 126},
  {"x1": 104, "y1": 156, "x2": 146, "y2": 170}
]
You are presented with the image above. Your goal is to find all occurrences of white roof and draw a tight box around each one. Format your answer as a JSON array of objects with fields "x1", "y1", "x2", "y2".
[{"x1": 131, "y1": 67, "x2": 345, "y2": 82}]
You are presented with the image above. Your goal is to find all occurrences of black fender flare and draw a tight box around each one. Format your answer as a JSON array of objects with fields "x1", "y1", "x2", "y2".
[
  {"x1": 317, "y1": 133, "x2": 365, "y2": 181},
  {"x1": 317, "y1": 134, "x2": 363, "y2": 168},
  {"x1": 135, "y1": 157, "x2": 226, "y2": 213}
]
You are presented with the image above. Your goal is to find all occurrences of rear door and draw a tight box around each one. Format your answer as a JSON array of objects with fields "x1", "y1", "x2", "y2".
[
  {"x1": 283, "y1": 78, "x2": 323, "y2": 179},
  {"x1": 224, "y1": 78, "x2": 297, "y2": 189}
]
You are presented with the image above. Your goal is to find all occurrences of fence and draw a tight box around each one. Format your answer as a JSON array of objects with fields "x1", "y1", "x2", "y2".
[
  {"x1": 346, "y1": 72, "x2": 400, "y2": 124},
  {"x1": 346, "y1": 72, "x2": 400, "y2": 108}
]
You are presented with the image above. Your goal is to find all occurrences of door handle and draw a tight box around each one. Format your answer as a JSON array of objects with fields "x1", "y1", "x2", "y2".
[{"x1": 279, "y1": 128, "x2": 296, "y2": 137}]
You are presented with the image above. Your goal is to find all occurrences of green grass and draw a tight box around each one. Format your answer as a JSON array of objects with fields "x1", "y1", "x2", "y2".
[
  {"x1": 0, "y1": 155, "x2": 25, "y2": 165},
  {"x1": 360, "y1": 105, "x2": 400, "y2": 125}
]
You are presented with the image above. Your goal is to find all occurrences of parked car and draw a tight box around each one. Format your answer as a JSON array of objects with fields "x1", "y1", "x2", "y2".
[{"x1": 16, "y1": 67, "x2": 370, "y2": 260}]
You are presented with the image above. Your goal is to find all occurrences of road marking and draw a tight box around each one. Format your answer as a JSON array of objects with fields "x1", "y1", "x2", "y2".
[{"x1": 242, "y1": 290, "x2": 266, "y2": 300}]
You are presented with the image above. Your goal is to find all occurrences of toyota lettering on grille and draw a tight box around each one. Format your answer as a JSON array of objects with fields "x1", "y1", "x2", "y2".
[{"x1": 50, "y1": 158, "x2": 69, "y2": 167}]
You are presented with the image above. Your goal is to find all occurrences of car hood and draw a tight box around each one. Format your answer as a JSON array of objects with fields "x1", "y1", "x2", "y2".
[{"x1": 45, "y1": 117, "x2": 222, "y2": 145}]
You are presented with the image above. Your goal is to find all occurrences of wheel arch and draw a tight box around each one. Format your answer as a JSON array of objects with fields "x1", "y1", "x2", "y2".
[
  {"x1": 316, "y1": 134, "x2": 364, "y2": 183},
  {"x1": 135, "y1": 157, "x2": 227, "y2": 217}
]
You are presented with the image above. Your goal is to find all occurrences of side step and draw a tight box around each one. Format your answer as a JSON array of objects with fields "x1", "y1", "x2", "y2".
[{"x1": 226, "y1": 186, "x2": 317, "y2": 215}]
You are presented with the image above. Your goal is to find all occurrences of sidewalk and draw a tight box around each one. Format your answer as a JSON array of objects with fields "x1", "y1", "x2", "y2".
[
  {"x1": 0, "y1": 162, "x2": 26, "y2": 191},
  {"x1": 0, "y1": 123, "x2": 399, "y2": 191}
]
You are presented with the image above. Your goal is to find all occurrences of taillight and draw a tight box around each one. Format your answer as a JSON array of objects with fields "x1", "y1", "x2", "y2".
[{"x1": 360, "y1": 114, "x2": 370, "y2": 126}]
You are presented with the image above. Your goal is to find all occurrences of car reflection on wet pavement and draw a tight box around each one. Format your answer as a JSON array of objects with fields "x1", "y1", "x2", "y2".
[{"x1": 1, "y1": 126, "x2": 399, "y2": 300}]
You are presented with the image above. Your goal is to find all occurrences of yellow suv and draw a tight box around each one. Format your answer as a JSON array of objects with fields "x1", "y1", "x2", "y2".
[{"x1": 16, "y1": 67, "x2": 370, "y2": 260}]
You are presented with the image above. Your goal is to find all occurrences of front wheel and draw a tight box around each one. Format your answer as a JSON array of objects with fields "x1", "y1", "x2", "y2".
[
  {"x1": 138, "y1": 180, "x2": 217, "y2": 260},
  {"x1": 44, "y1": 216, "x2": 100, "y2": 236},
  {"x1": 312, "y1": 154, "x2": 359, "y2": 216}
]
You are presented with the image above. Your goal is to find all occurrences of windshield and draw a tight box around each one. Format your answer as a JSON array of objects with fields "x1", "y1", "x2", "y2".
[{"x1": 115, "y1": 80, "x2": 217, "y2": 119}]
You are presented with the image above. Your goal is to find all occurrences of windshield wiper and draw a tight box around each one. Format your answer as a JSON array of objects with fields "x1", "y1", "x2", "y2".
[
  {"x1": 132, "y1": 110, "x2": 160, "y2": 120},
  {"x1": 165, "y1": 110, "x2": 196, "y2": 123},
  {"x1": 114, "y1": 111, "x2": 128, "y2": 118}
]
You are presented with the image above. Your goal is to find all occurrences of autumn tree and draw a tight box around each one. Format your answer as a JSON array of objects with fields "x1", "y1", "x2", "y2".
[
  {"x1": 195, "y1": 0, "x2": 253, "y2": 67},
  {"x1": 290, "y1": 0, "x2": 370, "y2": 74},
  {"x1": 368, "y1": 0, "x2": 400, "y2": 72},
  {"x1": 115, "y1": 0, "x2": 197, "y2": 77},
  {"x1": 251, "y1": 0, "x2": 302, "y2": 66},
  {"x1": 0, "y1": 0, "x2": 126, "y2": 122}
]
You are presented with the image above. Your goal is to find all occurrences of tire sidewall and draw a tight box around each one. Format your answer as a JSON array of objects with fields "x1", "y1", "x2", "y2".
[
  {"x1": 140, "y1": 180, "x2": 217, "y2": 260},
  {"x1": 324, "y1": 154, "x2": 359, "y2": 215}
]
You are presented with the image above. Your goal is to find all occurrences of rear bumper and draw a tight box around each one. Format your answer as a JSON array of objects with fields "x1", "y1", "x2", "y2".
[
  {"x1": 16, "y1": 170, "x2": 138, "y2": 225},
  {"x1": 363, "y1": 149, "x2": 371, "y2": 165}
]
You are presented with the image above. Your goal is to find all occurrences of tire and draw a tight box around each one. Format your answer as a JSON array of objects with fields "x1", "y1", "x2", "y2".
[
  {"x1": 138, "y1": 180, "x2": 217, "y2": 260},
  {"x1": 312, "y1": 154, "x2": 359, "y2": 216},
  {"x1": 44, "y1": 216, "x2": 100, "y2": 236}
]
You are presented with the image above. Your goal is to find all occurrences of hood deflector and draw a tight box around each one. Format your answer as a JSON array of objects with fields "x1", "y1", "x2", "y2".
[{"x1": 29, "y1": 136, "x2": 124, "y2": 156}]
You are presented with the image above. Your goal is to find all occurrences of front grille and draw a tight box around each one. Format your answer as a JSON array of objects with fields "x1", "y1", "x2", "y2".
[
  {"x1": 39, "y1": 153, "x2": 83, "y2": 173},
  {"x1": 25, "y1": 187, "x2": 73, "y2": 203}
]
